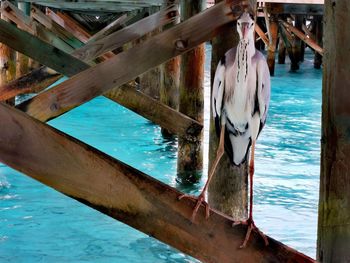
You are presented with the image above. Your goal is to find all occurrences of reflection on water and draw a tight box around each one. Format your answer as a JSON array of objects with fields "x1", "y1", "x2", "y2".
[{"x1": 0, "y1": 45, "x2": 321, "y2": 261}]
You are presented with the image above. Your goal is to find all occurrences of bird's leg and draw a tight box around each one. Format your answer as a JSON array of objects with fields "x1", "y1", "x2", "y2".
[
  {"x1": 233, "y1": 140, "x2": 269, "y2": 248},
  {"x1": 178, "y1": 126, "x2": 225, "y2": 222}
]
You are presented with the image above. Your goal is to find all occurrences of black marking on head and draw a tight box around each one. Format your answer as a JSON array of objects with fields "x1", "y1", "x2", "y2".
[
  {"x1": 245, "y1": 123, "x2": 249, "y2": 130},
  {"x1": 262, "y1": 83, "x2": 265, "y2": 90}
]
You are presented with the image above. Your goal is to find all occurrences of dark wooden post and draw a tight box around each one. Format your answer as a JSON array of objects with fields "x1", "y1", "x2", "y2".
[
  {"x1": 313, "y1": 15, "x2": 323, "y2": 69},
  {"x1": 317, "y1": 1, "x2": 350, "y2": 262},
  {"x1": 16, "y1": 2, "x2": 30, "y2": 78},
  {"x1": 278, "y1": 37, "x2": 286, "y2": 64},
  {"x1": 177, "y1": 0, "x2": 205, "y2": 183},
  {"x1": 139, "y1": 7, "x2": 163, "y2": 100},
  {"x1": 207, "y1": 0, "x2": 253, "y2": 219},
  {"x1": 267, "y1": 14, "x2": 278, "y2": 76},
  {"x1": 294, "y1": 15, "x2": 305, "y2": 62},
  {"x1": 160, "y1": 0, "x2": 180, "y2": 137},
  {"x1": 0, "y1": 7, "x2": 16, "y2": 105}
]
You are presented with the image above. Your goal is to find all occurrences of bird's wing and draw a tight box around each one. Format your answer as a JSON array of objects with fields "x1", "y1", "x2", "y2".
[
  {"x1": 256, "y1": 52, "x2": 271, "y2": 127},
  {"x1": 212, "y1": 56, "x2": 226, "y2": 135}
]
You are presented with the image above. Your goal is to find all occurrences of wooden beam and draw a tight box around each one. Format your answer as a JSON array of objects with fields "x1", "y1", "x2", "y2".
[
  {"x1": 0, "y1": 9, "x2": 201, "y2": 138},
  {"x1": 279, "y1": 23, "x2": 299, "y2": 71},
  {"x1": 267, "y1": 3, "x2": 323, "y2": 15},
  {"x1": 46, "y1": 9, "x2": 91, "y2": 43},
  {"x1": 72, "y1": 4, "x2": 178, "y2": 61},
  {"x1": 267, "y1": 15, "x2": 278, "y2": 76},
  {"x1": 0, "y1": 19, "x2": 88, "y2": 76},
  {"x1": 280, "y1": 20, "x2": 323, "y2": 56},
  {"x1": 31, "y1": 5, "x2": 84, "y2": 49},
  {"x1": 255, "y1": 24, "x2": 269, "y2": 46},
  {"x1": 15, "y1": 1, "x2": 247, "y2": 123},
  {"x1": 0, "y1": 102, "x2": 317, "y2": 263},
  {"x1": 1, "y1": 1, "x2": 75, "y2": 53}
]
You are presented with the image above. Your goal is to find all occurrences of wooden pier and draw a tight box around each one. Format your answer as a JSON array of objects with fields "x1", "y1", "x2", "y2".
[{"x1": 1, "y1": 0, "x2": 348, "y2": 262}]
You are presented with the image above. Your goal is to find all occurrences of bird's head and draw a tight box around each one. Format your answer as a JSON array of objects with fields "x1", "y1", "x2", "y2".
[{"x1": 236, "y1": 12, "x2": 255, "y2": 41}]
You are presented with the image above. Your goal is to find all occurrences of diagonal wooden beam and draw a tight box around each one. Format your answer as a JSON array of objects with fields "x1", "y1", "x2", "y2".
[
  {"x1": 46, "y1": 8, "x2": 91, "y2": 43},
  {"x1": 31, "y1": 5, "x2": 84, "y2": 49},
  {"x1": 0, "y1": 14, "x2": 201, "y2": 138},
  {"x1": 280, "y1": 20, "x2": 323, "y2": 56},
  {"x1": 0, "y1": 19, "x2": 88, "y2": 76},
  {"x1": 0, "y1": 102, "x2": 317, "y2": 263},
  {"x1": 255, "y1": 24, "x2": 269, "y2": 46},
  {"x1": 15, "y1": 1, "x2": 246, "y2": 123},
  {"x1": 0, "y1": 1, "x2": 74, "y2": 53}
]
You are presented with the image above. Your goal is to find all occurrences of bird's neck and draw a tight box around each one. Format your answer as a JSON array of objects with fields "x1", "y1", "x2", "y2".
[{"x1": 235, "y1": 37, "x2": 255, "y2": 84}]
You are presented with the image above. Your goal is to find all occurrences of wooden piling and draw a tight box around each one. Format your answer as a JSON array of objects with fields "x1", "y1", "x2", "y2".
[
  {"x1": 207, "y1": 0, "x2": 251, "y2": 219},
  {"x1": 278, "y1": 37, "x2": 286, "y2": 64},
  {"x1": 294, "y1": 15, "x2": 305, "y2": 63},
  {"x1": 267, "y1": 14, "x2": 278, "y2": 76},
  {"x1": 317, "y1": 1, "x2": 350, "y2": 262},
  {"x1": 160, "y1": 0, "x2": 180, "y2": 137},
  {"x1": 16, "y1": 2, "x2": 30, "y2": 78},
  {"x1": 0, "y1": 6, "x2": 16, "y2": 105},
  {"x1": 280, "y1": 21, "x2": 299, "y2": 72},
  {"x1": 313, "y1": 15, "x2": 323, "y2": 69},
  {"x1": 177, "y1": 0, "x2": 205, "y2": 183}
]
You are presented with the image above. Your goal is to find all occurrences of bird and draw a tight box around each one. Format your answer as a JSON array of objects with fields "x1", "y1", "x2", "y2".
[{"x1": 179, "y1": 11, "x2": 271, "y2": 248}]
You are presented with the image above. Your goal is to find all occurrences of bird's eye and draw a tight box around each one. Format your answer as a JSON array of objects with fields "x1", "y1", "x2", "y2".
[
  {"x1": 251, "y1": 23, "x2": 254, "y2": 27},
  {"x1": 238, "y1": 22, "x2": 241, "y2": 26}
]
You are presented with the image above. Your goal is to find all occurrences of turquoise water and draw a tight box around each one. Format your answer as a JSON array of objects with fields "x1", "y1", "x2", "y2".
[{"x1": 0, "y1": 46, "x2": 321, "y2": 262}]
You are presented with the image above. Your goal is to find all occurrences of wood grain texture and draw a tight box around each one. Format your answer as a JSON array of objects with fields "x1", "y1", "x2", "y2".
[
  {"x1": 318, "y1": 1, "x2": 350, "y2": 262},
  {"x1": 15, "y1": 1, "x2": 247, "y2": 122},
  {"x1": 0, "y1": 102, "x2": 316, "y2": 263}
]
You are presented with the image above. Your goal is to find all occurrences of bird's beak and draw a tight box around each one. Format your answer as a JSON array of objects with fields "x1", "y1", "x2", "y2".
[{"x1": 241, "y1": 22, "x2": 250, "y2": 39}]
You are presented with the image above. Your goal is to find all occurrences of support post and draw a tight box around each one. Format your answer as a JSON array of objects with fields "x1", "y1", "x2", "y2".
[
  {"x1": 278, "y1": 37, "x2": 286, "y2": 64},
  {"x1": 313, "y1": 15, "x2": 323, "y2": 69},
  {"x1": 267, "y1": 14, "x2": 278, "y2": 76},
  {"x1": 16, "y1": 2, "x2": 30, "y2": 78},
  {"x1": 160, "y1": 0, "x2": 180, "y2": 137},
  {"x1": 0, "y1": 9, "x2": 16, "y2": 105},
  {"x1": 176, "y1": 0, "x2": 205, "y2": 183},
  {"x1": 294, "y1": 15, "x2": 305, "y2": 63},
  {"x1": 317, "y1": 1, "x2": 350, "y2": 262},
  {"x1": 207, "y1": 0, "x2": 251, "y2": 219}
]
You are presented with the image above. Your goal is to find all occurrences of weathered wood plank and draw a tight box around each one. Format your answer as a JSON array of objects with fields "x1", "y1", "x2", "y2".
[
  {"x1": 318, "y1": 1, "x2": 350, "y2": 262},
  {"x1": 15, "y1": 1, "x2": 246, "y2": 122},
  {"x1": 0, "y1": 102, "x2": 317, "y2": 263},
  {"x1": 104, "y1": 85, "x2": 201, "y2": 137},
  {"x1": 47, "y1": 9, "x2": 91, "y2": 43},
  {"x1": 1, "y1": 1, "x2": 75, "y2": 53},
  {"x1": 0, "y1": 8, "x2": 201, "y2": 138},
  {"x1": 280, "y1": 20, "x2": 323, "y2": 55},
  {"x1": 72, "y1": 5, "x2": 178, "y2": 61},
  {"x1": 0, "y1": 19, "x2": 88, "y2": 76},
  {"x1": 31, "y1": 5, "x2": 84, "y2": 49}
]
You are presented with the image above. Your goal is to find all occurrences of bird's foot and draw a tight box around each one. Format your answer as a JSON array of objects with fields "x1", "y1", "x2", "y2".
[
  {"x1": 232, "y1": 218, "x2": 269, "y2": 248},
  {"x1": 178, "y1": 193, "x2": 210, "y2": 222}
]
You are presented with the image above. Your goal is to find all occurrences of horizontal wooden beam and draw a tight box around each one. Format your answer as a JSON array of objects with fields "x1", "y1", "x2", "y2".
[
  {"x1": 267, "y1": 3, "x2": 324, "y2": 15},
  {"x1": 0, "y1": 102, "x2": 317, "y2": 263},
  {"x1": 15, "y1": 1, "x2": 242, "y2": 122},
  {"x1": 280, "y1": 20, "x2": 323, "y2": 55}
]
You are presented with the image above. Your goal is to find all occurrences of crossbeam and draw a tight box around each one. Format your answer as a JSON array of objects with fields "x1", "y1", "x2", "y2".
[
  {"x1": 0, "y1": 102, "x2": 316, "y2": 263},
  {"x1": 280, "y1": 20, "x2": 323, "y2": 56},
  {"x1": 0, "y1": 7, "x2": 199, "y2": 138},
  {"x1": 15, "y1": 1, "x2": 243, "y2": 123}
]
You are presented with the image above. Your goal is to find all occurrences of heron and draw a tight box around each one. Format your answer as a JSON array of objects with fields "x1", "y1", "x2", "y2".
[{"x1": 179, "y1": 11, "x2": 271, "y2": 248}]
